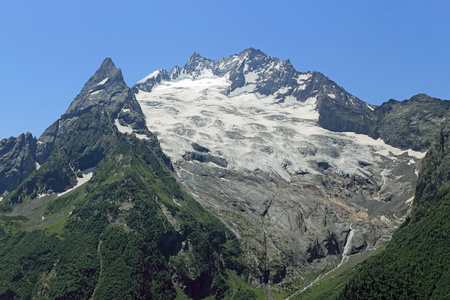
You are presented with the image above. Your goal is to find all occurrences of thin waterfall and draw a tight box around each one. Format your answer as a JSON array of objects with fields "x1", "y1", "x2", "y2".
[
  {"x1": 287, "y1": 224, "x2": 355, "y2": 299},
  {"x1": 341, "y1": 225, "x2": 354, "y2": 263}
]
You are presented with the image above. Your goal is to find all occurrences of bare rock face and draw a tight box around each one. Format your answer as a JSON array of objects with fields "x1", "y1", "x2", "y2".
[
  {"x1": 173, "y1": 143, "x2": 419, "y2": 284},
  {"x1": 0, "y1": 133, "x2": 37, "y2": 196}
]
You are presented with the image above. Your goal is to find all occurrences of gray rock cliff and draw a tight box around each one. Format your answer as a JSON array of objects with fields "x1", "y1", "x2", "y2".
[{"x1": 0, "y1": 133, "x2": 37, "y2": 196}]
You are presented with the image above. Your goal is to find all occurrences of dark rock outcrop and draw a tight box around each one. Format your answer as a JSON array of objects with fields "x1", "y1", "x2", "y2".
[
  {"x1": 375, "y1": 94, "x2": 450, "y2": 151},
  {"x1": 182, "y1": 151, "x2": 227, "y2": 168},
  {"x1": 318, "y1": 93, "x2": 450, "y2": 152},
  {"x1": 0, "y1": 133, "x2": 37, "y2": 196}
]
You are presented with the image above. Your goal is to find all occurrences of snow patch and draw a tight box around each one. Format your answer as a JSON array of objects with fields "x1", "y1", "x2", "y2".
[
  {"x1": 245, "y1": 71, "x2": 259, "y2": 83},
  {"x1": 36, "y1": 162, "x2": 41, "y2": 170},
  {"x1": 327, "y1": 94, "x2": 336, "y2": 99},
  {"x1": 297, "y1": 73, "x2": 311, "y2": 83},
  {"x1": 297, "y1": 85, "x2": 307, "y2": 91},
  {"x1": 137, "y1": 70, "x2": 161, "y2": 84},
  {"x1": 342, "y1": 132, "x2": 427, "y2": 160},
  {"x1": 229, "y1": 84, "x2": 257, "y2": 96},
  {"x1": 367, "y1": 103, "x2": 375, "y2": 111},
  {"x1": 278, "y1": 86, "x2": 290, "y2": 94},
  {"x1": 98, "y1": 77, "x2": 108, "y2": 85},
  {"x1": 57, "y1": 167, "x2": 95, "y2": 197},
  {"x1": 115, "y1": 119, "x2": 133, "y2": 134},
  {"x1": 90, "y1": 90, "x2": 101, "y2": 96},
  {"x1": 196, "y1": 69, "x2": 214, "y2": 79},
  {"x1": 114, "y1": 118, "x2": 148, "y2": 140},
  {"x1": 134, "y1": 133, "x2": 149, "y2": 140},
  {"x1": 405, "y1": 196, "x2": 414, "y2": 204}
]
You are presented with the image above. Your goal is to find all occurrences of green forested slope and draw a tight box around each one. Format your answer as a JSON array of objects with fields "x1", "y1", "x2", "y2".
[
  {"x1": 337, "y1": 187, "x2": 449, "y2": 299},
  {"x1": 0, "y1": 108, "x2": 246, "y2": 299}
]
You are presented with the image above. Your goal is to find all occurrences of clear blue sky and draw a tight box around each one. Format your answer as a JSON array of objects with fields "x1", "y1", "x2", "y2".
[{"x1": 1, "y1": 0, "x2": 449, "y2": 140}]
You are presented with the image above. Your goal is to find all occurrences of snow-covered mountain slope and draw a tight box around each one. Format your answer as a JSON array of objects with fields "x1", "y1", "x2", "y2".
[
  {"x1": 135, "y1": 71, "x2": 423, "y2": 183},
  {"x1": 128, "y1": 49, "x2": 426, "y2": 284}
]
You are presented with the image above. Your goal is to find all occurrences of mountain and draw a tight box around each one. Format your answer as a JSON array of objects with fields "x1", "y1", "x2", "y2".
[
  {"x1": 131, "y1": 48, "x2": 448, "y2": 291},
  {"x1": 0, "y1": 49, "x2": 449, "y2": 299},
  {"x1": 133, "y1": 48, "x2": 374, "y2": 115},
  {"x1": 133, "y1": 48, "x2": 450, "y2": 153}
]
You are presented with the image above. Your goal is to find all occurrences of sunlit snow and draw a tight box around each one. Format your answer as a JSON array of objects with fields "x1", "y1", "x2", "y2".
[
  {"x1": 89, "y1": 90, "x2": 101, "y2": 97},
  {"x1": 135, "y1": 72, "x2": 425, "y2": 182},
  {"x1": 137, "y1": 70, "x2": 162, "y2": 84},
  {"x1": 57, "y1": 167, "x2": 95, "y2": 197},
  {"x1": 97, "y1": 77, "x2": 108, "y2": 85},
  {"x1": 114, "y1": 119, "x2": 133, "y2": 134},
  {"x1": 405, "y1": 196, "x2": 415, "y2": 204}
]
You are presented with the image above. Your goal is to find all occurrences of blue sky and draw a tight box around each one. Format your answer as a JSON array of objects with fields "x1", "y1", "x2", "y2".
[{"x1": 1, "y1": 0, "x2": 449, "y2": 140}]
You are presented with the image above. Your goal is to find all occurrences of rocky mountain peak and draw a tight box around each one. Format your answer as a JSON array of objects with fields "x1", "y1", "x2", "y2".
[
  {"x1": 188, "y1": 51, "x2": 203, "y2": 60},
  {"x1": 134, "y1": 48, "x2": 310, "y2": 98},
  {"x1": 132, "y1": 50, "x2": 448, "y2": 153},
  {"x1": 79, "y1": 57, "x2": 124, "y2": 94},
  {"x1": 237, "y1": 47, "x2": 267, "y2": 60},
  {"x1": 96, "y1": 57, "x2": 118, "y2": 77},
  {"x1": 183, "y1": 51, "x2": 212, "y2": 72},
  {"x1": 64, "y1": 58, "x2": 132, "y2": 117},
  {"x1": 36, "y1": 58, "x2": 147, "y2": 163}
]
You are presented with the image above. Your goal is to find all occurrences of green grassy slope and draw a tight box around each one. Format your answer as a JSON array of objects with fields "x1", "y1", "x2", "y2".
[{"x1": 0, "y1": 109, "x2": 247, "y2": 299}]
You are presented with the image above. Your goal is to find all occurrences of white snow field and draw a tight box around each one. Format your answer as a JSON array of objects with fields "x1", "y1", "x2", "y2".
[{"x1": 129, "y1": 71, "x2": 425, "y2": 183}]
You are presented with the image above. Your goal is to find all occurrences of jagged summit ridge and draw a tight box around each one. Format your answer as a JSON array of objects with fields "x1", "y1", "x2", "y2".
[
  {"x1": 133, "y1": 48, "x2": 371, "y2": 120},
  {"x1": 90, "y1": 57, "x2": 119, "y2": 83}
]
